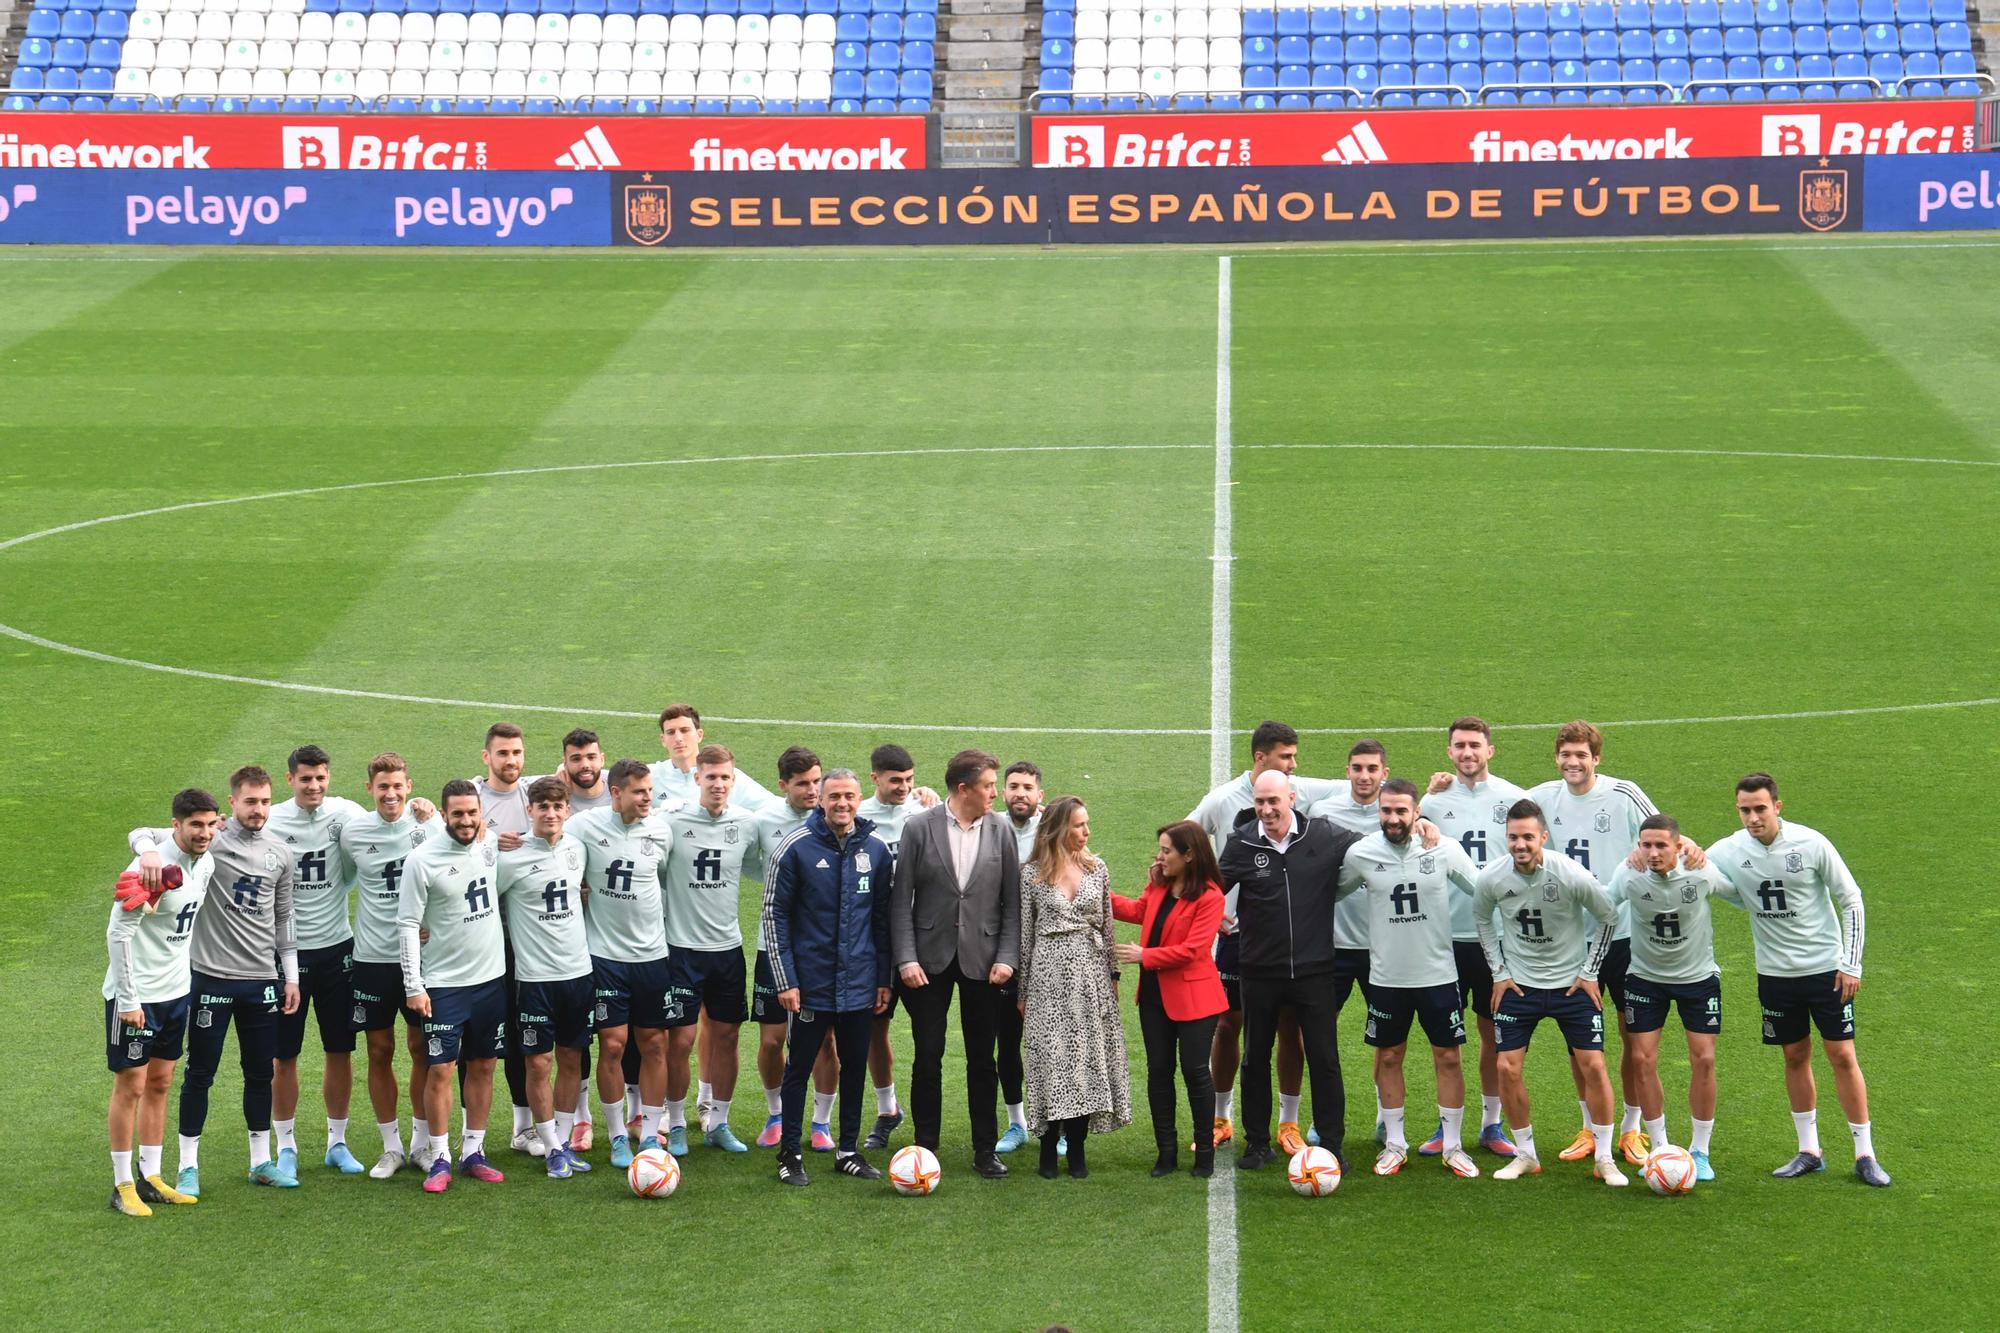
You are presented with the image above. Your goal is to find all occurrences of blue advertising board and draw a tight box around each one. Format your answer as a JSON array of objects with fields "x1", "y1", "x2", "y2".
[{"x1": 1861, "y1": 153, "x2": 2000, "y2": 232}]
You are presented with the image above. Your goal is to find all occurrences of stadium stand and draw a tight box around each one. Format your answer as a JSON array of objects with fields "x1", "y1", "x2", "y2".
[
  {"x1": 1028, "y1": 0, "x2": 1993, "y2": 109},
  {"x1": 1, "y1": 0, "x2": 937, "y2": 112}
]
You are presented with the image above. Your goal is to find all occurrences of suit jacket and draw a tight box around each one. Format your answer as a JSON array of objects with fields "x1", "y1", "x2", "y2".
[
  {"x1": 1111, "y1": 881, "x2": 1228, "y2": 1022},
  {"x1": 890, "y1": 801, "x2": 1021, "y2": 979}
]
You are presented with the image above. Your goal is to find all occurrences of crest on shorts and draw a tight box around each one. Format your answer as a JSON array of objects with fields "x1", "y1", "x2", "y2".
[
  {"x1": 1418, "y1": 854, "x2": 1436, "y2": 875},
  {"x1": 856, "y1": 852, "x2": 872, "y2": 875},
  {"x1": 522, "y1": 1027, "x2": 539, "y2": 1047},
  {"x1": 264, "y1": 850, "x2": 282, "y2": 871},
  {"x1": 1593, "y1": 811, "x2": 1612, "y2": 834},
  {"x1": 798, "y1": 1009, "x2": 815, "y2": 1024},
  {"x1": 1799, "y1": 168, "x2": 1847, "y2": 232},
  {"x1": 427, "y1": 1036, "x2": 443, "y2": 1058},
  {"x1": 1252, "y1": 852, "x2": 1271, "y2": 871},
  {"x1": 127, "y1": 1040, "x2": 144, "y2": 1060},
  {"x1": 724, "y1": 825, "x2": 739, "y2": 844},
  {"x1": 1681, "y1": 883, "x2": 1699, "y2": 904},
  {"x1": 595, "y1": 1001, "x2": 609, "y2": 1022},
  {"x1": 195, "y1": 1007, "x2": 213, "y2": 1028},
  {"x1": 1762, "y1": 1018, "x2": 1776, "y2": 1039},
  {"x1": 1784, "y1": 851, "x2": 1804, "y2": 874},
  {"x1": 352, "y1": 1003, "x2": 368, "y2": 1025}
]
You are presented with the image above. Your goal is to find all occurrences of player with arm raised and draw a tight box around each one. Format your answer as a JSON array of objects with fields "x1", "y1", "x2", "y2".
[
  {"x1": 495, "y1": 776, "x2": 597, "y2": 1178},
  {"x1": 175, "y1": 766, "x2": 300, "y2": 1195},
  {"x1": 854, "y1": 743, "x2": 940, "y2": 1152},
  {"x1": 1527, "y1": 720, "x2": 1667, "y2": 1167},
  {"x1": 1334, "y1": 779, "x2": 1484, "y2": 1179},
  {"x1": 1707, "y1": 773, "x2": 1887, "y2": 1187},
  {"x1": 1417, "y1": 716, "x2": 1527, "y2": 1160},
  {"x1": 1607, "y1": 813, "x2": 1734, "y2": 1182},
  {"x1": 1189, "y1": 721, "x2": 1345, "y2": 1154},
  {"x1": 1474, "y1": 799, "x2": 1625, "y2": 1187},
  {"x1": 399, "y1": 780, "x2": 508, "y2": 1193},
  {"x1": 749, "y1": 747, "x2": 841, "y2": 1149},
  {"x1": 553, "y1": 729, "x2": 612, "y2": 815},
  {"x1": 338, "y1": 752, "x2": 440, "y2": 1179},
  {"x1": 569, "y1": 758, "x2": 676, "y2": 1168},
  {"x1": 659, "y1": 744, "x2": 760, "y2": 1156},
  {"x1": 104, "y1": 788, "x2": 220, "y2": 1216}
]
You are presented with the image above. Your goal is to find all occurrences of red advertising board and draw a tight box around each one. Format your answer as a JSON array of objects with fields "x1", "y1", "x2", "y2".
[
  {"x1": 1032, "y1": 101, "x2": 1977, "y2": 168},
  {"x1": 0, "y1": 113, "x2": 927, "y2": 171}
]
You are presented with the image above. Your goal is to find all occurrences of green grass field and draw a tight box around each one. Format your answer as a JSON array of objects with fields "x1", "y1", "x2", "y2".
[{"x1": 3, "y1": 236, "x2": 1998, "y2": 1331}]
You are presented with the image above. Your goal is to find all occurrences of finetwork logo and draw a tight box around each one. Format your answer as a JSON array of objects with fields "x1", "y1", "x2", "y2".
[
  {"x1": 1321, "y1": 120, "x2": 1387, "y2": 164},
  {"x1": 555, "y1": 125, "x2": 622, "y2": 170}
]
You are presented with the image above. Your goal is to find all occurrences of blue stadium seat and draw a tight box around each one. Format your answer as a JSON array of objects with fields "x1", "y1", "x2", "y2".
[
  {"x1": 1311, "y1": 6, "x2": 1343, "y2": 33},
  {"x1": 1447, "y1": 57, "x2": 1479, "y2": 86},
  {"x1": 1692, "y1": 52, "x2": 1726, "y2": 79},
  {"x1": 96, "y1": 11, "x2": 130, "y2": 38},
  {"x1": 1551, "y1": 30, "x2": 1584, "y2": 58},
  {"x1": 1764, "y1": 52, "x2": 1797, "y2": 77},
  {"x1": 1900, "y1": 21, "x2": 1935, "y2": 48},
  {"x1": 26, "y1": 11, "x2": 58, "y2": 40},
  {"x1": 1040, "y1": 38, "x2": 1071, "y2": 67},
  {"x1": 1791, "y1": 0, "x2": 1825, "y2": 18},
  {"x1": 902, "y1": 11, "x2": 934, "y2": 38},
  {"x1": 1580, "y1": 0, "x2": 1615, "y2": 28},
  {"x1": 1794, "y1": 25, "x2": 1829, "y2": 53},
  {"x1": 1624, "y1": 54, "x2": 1655, "y2": 78},
  {"x1": 1381, "y1": 33, "x2": 1413, "y2": 60},
  {"x1": 1799, "y1": 52, "x2": 1834, "y2": 75},
  {"x1": 1278, "y1": 62, "x2": 1309, "y2": 87},
  {"x1": 61, "y1": 11, "x2": 95, "y2": 39},
  {"x1": 1617, "y1": 0, "x2": 1649, "y2": 27},
  {"x1": 1346, "y1": 62, "x2": 1380, "y2": 93},
  {"x1": 1549, "y1": 2, "x2": 1581, "y2": 30},
  {"x1": 830, "y1": 68, "x2": 863, "y2": 96},
  {"x1": 1584, "y1": 29, "x2": 1616, "y2": 56},
  {"x1": 1244, "y1": 63, "x2": 1277, "y2": 88},
  {"x1": 1754, "y1": 0, "x2": 1787, "y2": 22},
  {"x1": 1759, "y1": 27, "x2": 1792, "y2": 51},
  {"x1": 1245, "y1": 36, "x2": 1278, "y2": 64},
  {"x1": 1833, "y1": 48, "x2": 1867, "y2": 73},
  {"x1": 1383, "y1": 58, "x2": 1415, "y2": 85},
  {"x1": 1482, "y1": 31, "x2": 1514, "y2": 58},
  {"x1": 1859, "y1": 0, "x2": 1893, "y2": 18},
  {"x1": 1726, "y1": 51, "x2": 1760, "y2": 77},
  {"x1": 1554, "y1": 55, "x2": 1584, "y2": 80},
  {"x1": 1279, "y1": 33, "x2": 1312, "y2": 62},
  {"x1": 1346, "y1": 33, "x2": 1378, "y2": 61},
  {"x1": 833, "y1": 40, "x2": 865, "y2": 68},
  {"x1": 1620, "y1": 29, "x2": 1652, "y2": 55},
  {"x1": 1041, "y1": 11, "x2": 1071, "y2": 39},
  {"x1": 902, "y1": 38, "x2": 932, "y2": 63},
  {"x1": 835, "y1": 13, "x2": 866, "y2": 39},
  {"x1": 81, "y1": 65, "x2": 114, "y2": 90},
  {"x1": 87, "y1": 37, "x2": 121, "y2": 67},
  {"x1": 72, "y1": 93, "x2": 107, "y2": 109},
  {"x1": 1658, "y1": 54, "x2": 1692, "y2": 82},
  {"x1": 864, "y1": 69, "x2": 896, "y2": 97},
  {"x1": 1655, "y1": 0, "x2": 1687, "y2": 25},
  {"x1": 1724, "y1": 26, "x2": 1758, "y2": 54},
  {"x1": 1517, "y1": 30, "x2": 1551, "y2": 57},
  {"x1": 1412, "y1": 2, "x2": 1445, "y2": 33},
  {"x1": 1312, "y1": 34, "x2": 1343, "y2": 62},
  {"x1": 1414, "y1": 32, "x2": 1446, "y2": 59},
  {"x1": 387, "y1": 95, "x2": 420, "y2": 112},
  {"x1": 1829, "y1": 21, "x2": 1863, "y2": 49},
  {"x1": 1039, "y1": 67, "x2": 1072, "y2": 91},
  {"x1": 1730, "y1": 81, "x2": 1764, "y2": 96},
  {"x1": 1345, "y1": 3, "x2": 1379, "y2": 33},
  {"x1": 1720, "y1": 0, "x2": 1754, "y2": 22},
  {"x1": 1862, "y1": 21, "x2": 1896, "y2": 49},
  {"x1": 868, "y1": 12, "x2": 900, "y2": 38},
  {"x1": 1587, "y1": 55, "x2": 1619, "y2": 82},
  {"x1": 52, "y1": 37, "x2": 88, "y2": 66},
  {"x1": 1480, "y1": 0, "x2": 1514, "y2": 28},
  {"x1": 1519, "y1": 56, "x2": 1554, "y2": 82},
  {"x1": 1515, "y1": 0, "x2": 1549, "y2": 27},
  {"x1": 1447, "y1": 30, "x2": 1476, "y2": 59},
  {"x1": 1243, "y1": 8, "x2": 1275, "y2": 37},
  {"x1": 45, "y1": 66, "x2": 79, "y2": 91},
  {"x1": 1935, "y1": 20, "x2": 1969, "y2": 49},
  {"x1": 1688, "y1": 0, "x2": 1722, "y2": 22},
  {"x1": 1446, "y1": 1, "x2": 1478, "y2": 31},
  {"x1": 1868, "y1": 49, "x2": 1902, "y2": 78},
  {"x1": 1378, "y1": 4, "x2": 1411, "y2": 36},
  {"x1": 1279, "y1": 5, "x2": 1312, "y2": 36},
  {"x1": 899, "y1": 68, "x2": 930, "y2": 96},
  {"x1": 1311, "y1": 60, "x2": 1345, "y2": 85},
  {"x1": 1825, "y1": 0, "x2": 1860, "y2": 19},
  {"x1": 9, "y1": 66, "x2": 45, "y2": 91}
]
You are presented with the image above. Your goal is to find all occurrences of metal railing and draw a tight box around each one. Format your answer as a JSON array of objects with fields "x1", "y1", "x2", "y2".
[{"x1": 1472, "y1": 77, "x2": 1680, "y2": 102}]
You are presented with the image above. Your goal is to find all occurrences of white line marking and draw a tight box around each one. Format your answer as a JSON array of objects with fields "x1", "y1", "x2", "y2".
[
  {"x1": 0, "y1": 441, "x2": 1991, "y2": 736},
  {"x1": 1207, "y1": 254, "x2": 1240, "y2": 1333}
]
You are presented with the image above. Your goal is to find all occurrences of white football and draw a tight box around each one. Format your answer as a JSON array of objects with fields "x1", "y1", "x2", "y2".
[
  {"x1": 1643, "y1": 1145, "x2": 1697, "y2": 1196},
  {"x1": 889, "y1": 1144, "x2": 941, "y2": 1196},
  {"x1": 1287, "y1": 1146, "x2": 1341, "y2": 1197},
  {"x1": 628, "y1": 1146, "x2": 680, "y2": 1198}
]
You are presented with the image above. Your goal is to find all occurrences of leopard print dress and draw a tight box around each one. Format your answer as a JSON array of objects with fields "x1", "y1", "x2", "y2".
[{"x1": 1019, "y1": 858, "x2": 1132, "y2": 1137}]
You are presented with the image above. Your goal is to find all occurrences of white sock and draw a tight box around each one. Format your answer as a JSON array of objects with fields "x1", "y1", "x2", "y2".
[
  {"x1": 640, "y1": 1104, "x2": 664, "y2": 1141},
  {"x1": 1589, "y1": 1121, "x2": 1614, "y2": 1166},
  {"x1": 1513, "y1": 1124, "x2": 1536, "y2": 1162},
  {"x1": 327, "y1": 1117, "x2": 348, "y2": 1148},
  {"x1": 664, "y1": 1099, "x2": 687, "y2": 1132},
  {"x1": 764, "y1": 1084, "x2": 784, "y2": 1117},
  {"x1": 1690, "y1": 1117, "x2": 1715, "y2": 1154},
  {"x1": 602, "y1": 1098, "x2": 627, "y2": 1135},
  {"x1": 1440, "y1": 1105, "x2": 1464, "y2": 1150},
  {"x1": 1793, "y1": 1109, "x2": 1821, "y2": 1155},
  {"x1": 1007, "y1": 1102, "x2": 1028, "y2": 1131},
  {"x1": 814, "y1": 1091, "x2": 836, "y2": 1124},
  {"x1": 625, "y1": 1084, "x2": 640, "y2": 1121},
  {"x1": 1480, "y1": 1095, "x2": 1502, "y2": 1127},
  {"x1": 378, "y1": 1121, "x2": 402, "y2": 1154},
  {"x1": 411, "y1": 1117, "x2": 430, "y2": 1151},
  {"x1": 111, "y1": 1150, "x2": 134, "y2": 1187},
  {"x1": 1215, "y1": 1089, "x2": 1233, "y2": 1121},
  {"x1": 1849, "y1": 1121, "x2": 1875, "y2": 1160},
  {"x1": 577, "y1": 1090, "x2": 593, "y2": 1122},
  {"x1": 536, "y1": 1120, "x2": 563, "y2": 1154},
  {"x1": 178, "y1": 1134, "x2": 201, "y2": 1171},
  {"x1": 1645, "y1": 1116, "x2": 1670, "y2": 1150},
  {"x1": 1578, "y1": 1099, "x2": 1591, "y2": 1130},
  {"x1": 878, "y1": 1084, "x2": 900, "y2": 1117},
  {"x1": 1620, "y1": 1103, "x2": 1644, "y2": 1135},
  {"x1": 460, "y1": 1108, "x2": 473, "y2": 1137},
  {"x1": 512, "y1": 1104, "x2": 532, "y2": 1135},
  {"x1": 462, "y1": 1128, "x2": 485, "y2": 1159},
  {"x1": 709, "y1": 1098, "x2": 731, "y2": 1130},
  {"x1": 1375, "y1": 1093, "x2": 1388, "y2": 1126},
  {"x1": 556, "y1": 1110, "x2": 576, "y2": 1144},
  {"x1": 698, "y1": 1080, "x2": 714, "y2": 1110},
  {"x1": 1279, "y1": 1093, "x2": 1302, "y2": 1124},
  {"x1": 273, "y1": 1118, "x2": 296, "y2": 1153},
  {"x1": 1383, "y1": 1105, "x2": 1407, "y2": 1153},
  {"x1": 248, "y1": 1129, "x2": 272, "y2": 1168},
  {"x1": 138, "y1": 1144, "x2": 161, "y2": 1178}
]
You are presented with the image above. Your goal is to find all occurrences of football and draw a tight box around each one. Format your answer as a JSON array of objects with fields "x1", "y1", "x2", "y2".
[
  {"x1": 1643, "y1": 1146, "x2": 1697, "y2": 1196},
  {"x1": 1287, "y1": 1146, "x2": 1342, "y2": 1198},
  {"x1": 889, "y1": 1144, "x2": 942, "y2": 1196},
  {"x1": 627, "y1": 1146, "x2": 680, "y2": 1199}
]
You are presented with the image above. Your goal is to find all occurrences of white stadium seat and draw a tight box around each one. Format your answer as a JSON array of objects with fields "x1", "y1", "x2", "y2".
[
  {"x1": 331, "y1": 10, "x2": 364, "y2": 42},
  {"x1": 458, "y1": 68, "x2": 492, "y2": 95},
  {"x1": 702, "y1": 14, "x2": 735, "y2": 42},
  {"x1": 228, "y1": 12, "x2": 264, "y2": 40},
  {"x1": 155, "y1": 35, "x2": 191, "y2": 66},
  {"x1": 1074, "y1": 37, "x2": 1106, "y2": 68},
  {"x1": 695, "y1": 67, "x2": 728, "y2": 96},
  {"x1": 130, "y1": 10, "x2": 164, "y2": 39},
  {"x1": 529, "y1": 39, "x2": 562, "y2": 71},
  {"x1": 115, "y1": 66, "x2": 150, "y2": 93},
  {"x1": 1141, "y1": 35, "x2": 1172, "y2": 65},
  {"x1": 668, "y1": 13, "x2": 702, "y2": 43},
  {"x1": 636, "y1": 14, "x2": 669, "y2": 42},
  {"x1": 662, "y1": 67, "x2": 695, "y2": 96},
  {"x1": 491, "y1": 68, "x2": 527, "y2": 96},
  {"x1": 1176, "y1": 10, "x2": 1207, "y2": 38},
  {"x1": 264, "y1": 11, "x2": 296, "y2": 41},
  {"x1": 593, "y1": 68, "x2": 627, "y2": 96},
  {"x1": 296, "y1": 11, "x2": 330, "y2": 42},
  {"x1": 422, "y1": 68, "x2": 457, "y2": 96},
  {"x1": 1106, "y1": 64, "x2": 1139, "y2": 93},
  {"x1": 730, "y1": 68, "x2": 762, "y2": 97},
  {"x1": 699, "y1": 40, "x2": 732, "y2": 72},
  {"x1": 387, "y1": 67, "x2": 419, "y2": 95},
  {"x1": 121, "y1": 37, "x2": 158, "y2": 70},
  {"x1": 286, "y1": 67, "x2": 323, "y2": 95},
  {"x1": 189, "y1": 37, "x2": 225, "y2": 69},
  {"x1": 536, "y1": 13, "x2": 568, "y2": 42},
  {"x1": 163, "y1": 11, "x2": 197, "y2": 40},
  {"x1": 359, "y1": 38, "x2": 393, "y2": 71},
  {"x1": 800, "y1": 40, "x2": 832, "y2": 72},
  {"x1": 195, "y1": 9, "x2": 230, "y2": 39},
  {"x1": 1174, "y1": 64, "x2": 1206, "y2": 94},
  {"x1": 602, "y1": 14, "x2": 635, "y2": 43},
  {"x1": 1175, "y1": 36, "x2": 1206, "y2": 65},
  {"x1": 767, "y1": 40, "x2": 799, "y2": 72},
  {"x1": 354, "y1": 66, "x2": 388, "y2": 99},
  {"x1": 628, "y1": 67, "x2": 661, "y2": 95},
  {"x1": 393, "y1": 39, "x2": 428, "y2": 71},
  {"x1": 403, "y1": 13, "x2": 434, "y2": 43},
  {"x1": 633, "y1": 40, "x2": 666, "y2": 72},
  {"x1": 290, "y1": 37, "x2": 324, "y2": 70},
  {"x1": 1142, "y1": 64, "x2": 1172, "y2": 97},
  {"x1": 466, "y1": 12, "x2": 500, "y2": 42},
  {"x1": 801, "y1": 13, "x2": 834, "y2": 44},
  {"x1": 1108, "y1": 10, "x2": 1140, "y2": 39},
  {"x1": 764, "y1": 67, "x2": 796, "y2": 99},
  {"x1": 1209, "y1": 10, "x2": 1240, "y2": 39},
  {"x1": 735, "y1": 42, "x2": 765, "y2": 72},
  {"x1": 500, "y1": 12, "x2": 535, "y2": 44},
  {"x1": 1210, "y1": 36, "x2": 1241, "y2": 65},
  {"x1": 666, "y1": 40, "x2": 698, "y2": 72},
  {"x1": 223, "y1": 37, "x2": 257, "y2": 67},
  {"x1": 252, "y1": 67, "x2": 284, "y2": 94},
  {"x1": 1107, "y1": 36, "x2": 1141, "y2": 67},
  {"x1": 1076, "y1": 12, "x2": 1107, "y2": 40},
  {"x1": 1073, "y1": 66, "x2": 1106, "y2": 93},
  {"x1": 321, "y1": 66, "x2": 355, "y2": 95},
  {"x1": 150, "y1": 66, "x2": 184, "y2": 97},
  {"x1": 598, "y1": 41, "x2": 632, "y2": 72},
  {"x1": 558, "y1": 67, "x2": 592, "y2": 100},
  {"x1": 183, "y1": 67, "x2": 219, "y2": 94},
  {"x1": 326, "y1": 37, "x2": 359, "y2": 70},
  {"x1": 365, "y1": 12, "x2": 398, "y2": 42},
  {"x1": 569, "y1": 13, "x2": 601, "y2": 44},
  {"x1": 524, "y1": 67, "x2": 558, "y2": 96},
  {"x1": 1143, "y1": 8, "x2": 1172, "y2": 36},
  {"x1": 496, "y1": 41, "x2": 529, "y2": 73},
  {"x1": 796, "y1": 68, "x2": 830, "y2": 99},
  {"x1": 563, "y1": 41, "x2": 597, "y2": 73}
]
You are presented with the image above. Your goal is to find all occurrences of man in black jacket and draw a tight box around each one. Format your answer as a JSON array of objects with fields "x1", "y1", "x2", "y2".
[{"x1": 1219, "y1": 770, "x2": 1440, "y2": 1171}]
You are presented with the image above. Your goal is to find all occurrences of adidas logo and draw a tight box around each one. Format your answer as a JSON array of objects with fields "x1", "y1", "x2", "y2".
[
  {"x1": 1742, "y1": 860, "x2": 1754, "y2": 868},
  {"x1": 1320, "y1": 120, "x2": 1387, "y2": 165},
  {"x1": 555, "y1": 125, "x2": 621, "y2": 170},
  {"x1": 815, "y1": 858, "x2": 830, "y2": 869}
]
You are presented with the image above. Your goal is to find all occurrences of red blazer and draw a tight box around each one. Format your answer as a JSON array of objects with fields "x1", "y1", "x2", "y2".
[{"x1": 1111, "y1": 880, "x2": 1228, "y2": 1023}]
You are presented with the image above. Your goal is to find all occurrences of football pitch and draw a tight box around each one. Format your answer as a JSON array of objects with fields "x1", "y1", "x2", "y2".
[{"x1": 2, "y1": 235, "x2": 1998, "y2": 1331}]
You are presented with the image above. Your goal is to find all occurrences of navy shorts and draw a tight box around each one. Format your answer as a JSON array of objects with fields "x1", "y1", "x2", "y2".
[
  {"x1": 1758, "y1": 971, "x2": 1855, "y2": 1046},
  {"x1": 423, "y1": 979, "x2": 508, "y2": 1065},
  {"x1": 1454, "y1": 940, "x2": 1495, "y2": 1018},
  {"x1": 1217, "y1": 932, "x2": 1242, "y2": 1012},
  {"x1": 105, "y1": 994, "x2": 190, "y2": 1071},
  {"x1": 350, "y1": 959, "x2": 420, "y2": 1032},
  {"x1": 665, "y1": 947, "x2": 749, "y2": 1028},
  {"x1": 592, "y1": 954, "x2": 672, "y2": 1031},
  {"x1": 277, "y1": 942, "x2": 356, "y2": 1059},
  {"x1": 516, "y1": 975, "x2": 596, "y2": 1054},
  {"x1": 1362, "y1": 981, "x2": 1467, "y2": 1050},
  {"x1": 1493, "y1": 984, "x2": 1605, "y2": 1053},
  {"x1": 1623, "y1": 973, "x2": 1722, "y2": 1035},
  {"x1": 1600, "y1": 937, "x2": 1633, "y2": 1016},
  {"x1": 1330, "y1": 947, "x2": 1371, "y2": 1012},
  {"x1": 753, "y1": 951, "x2": 785, "y2": 1025}
]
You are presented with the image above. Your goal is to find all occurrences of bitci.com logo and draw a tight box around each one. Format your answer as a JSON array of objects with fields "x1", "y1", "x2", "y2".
[
  {"x1": 1047, "y1": 125, "x2": 1105, "y2": 168},
  {"x1": 1761, "y1": 113, "x2": 1961, "y2": 156},
  {"x1": 282, "y1": 125, "x2": 489, "y2": 170}
]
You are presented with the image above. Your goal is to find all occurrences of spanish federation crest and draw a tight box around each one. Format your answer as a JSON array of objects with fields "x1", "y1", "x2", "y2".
[
  {"x1": 855, "y1": 852, "x2": 872, "y2": 875},
  {"x1": 640, "y1": 837, "x2": 663, "y2": 857},
  {"x1": 264, "y1": 850, "x2": 282, "y2": 871},
  {"x1": 1593, "y1": 810, "x2": 1613, "y2": 834},
  {"x1": 521, "y1": 1028, "x2": 539, "y2": 1048},
  {"x1": 725, "y1": 825, "x2": 739, "y2": 844},
  {"x1": 195, "y1": 1007, "x2": 213, "y2": 1028},
  {"x1": 1418, "y1": 854, "x2": 1436, "y2": 875},
  {"x1": 427, "y1": 1036, "x2": 444, "y2": 1058},
  {"x1": 1799, "y1": 167, "x2": 1848, "y2": 232},
  {"x1": 351, "y1": 1003, "x2": 368, "y2": 1025},
  {"x1": 1682, "y1": 883, "x2": 1699, "y2": 904},
  {"x1": 1543, "y1": 885, "x2": 1560, "y2": 903},
  {"x1": 624, "y1": 182, "x2": 671, "y2": 245},
  {"x1": 127, "y1": 1040, "x2": 144, "y2": 1060},
  {"x1": 481, "y1": 842, "x2": 497, "y2": 866},
  {"x1": 1492, "y1": 801, "x2": 1509, "y2": 824},
  {"x1": 1785, "y1": 851, "x2": 1805, "y2": 874}
]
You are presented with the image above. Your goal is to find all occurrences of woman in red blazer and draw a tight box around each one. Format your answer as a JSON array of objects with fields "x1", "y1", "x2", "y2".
[{"x1": 1112, "y1": 820, "x2": 1228, "y2": 1178}]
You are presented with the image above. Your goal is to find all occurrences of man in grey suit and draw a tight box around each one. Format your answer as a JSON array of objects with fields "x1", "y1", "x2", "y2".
[{"x1": 890, "y1": 748, "x2": 1022, "y2": 1178}]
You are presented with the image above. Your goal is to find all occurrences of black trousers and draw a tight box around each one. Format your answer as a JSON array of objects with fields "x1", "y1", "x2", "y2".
[
  {"x1": 1138, "y1": 995, "x2": 1219, "y2": 1155},
  {"x1": 179, "y1": 972, "x2": 279, "y2": 1138},
  {"x1": 901, "y1": 958, "x2": 1003, "y2": 1154},
  {"x1": 781, "y1": 1007, "x2": 870, "y2": 1155},
  {"x1": 1240, "y1": 971, "x2": 1345, "y2": 1158},
  {"x1": 996, "y1": 974, "x2": 1025, "y2": 1105}
]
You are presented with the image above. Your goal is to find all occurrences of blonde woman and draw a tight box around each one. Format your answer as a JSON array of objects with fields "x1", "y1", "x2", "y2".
[{"x1": 1017, "y1": 796, "x2": 1131, "y2": 1179}]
